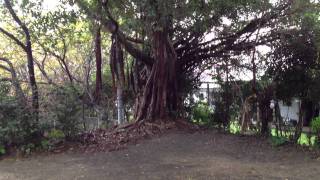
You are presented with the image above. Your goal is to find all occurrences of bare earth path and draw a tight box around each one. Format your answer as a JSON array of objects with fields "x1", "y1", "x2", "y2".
[{"x1": 0, "y1": 131, "x2": 320, "y2": 180}]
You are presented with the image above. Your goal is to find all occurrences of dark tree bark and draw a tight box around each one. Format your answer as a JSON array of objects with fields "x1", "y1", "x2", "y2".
[
  {"x1": 94, "y1": 26, "x2": 103, "y2": 102},
  {"x1": 26, "y1": 39, "x2": 39, "y2": 119},
  {"x1": 136, "y1": 30, "x2": 178, "y2": 121},
  {"x1": 48, "y1": 40, "x2": 74, "y2": 84},
  {"x1": 33, "y1": 52, "x2": 56, "y2": 86},
  {"x1": 223, "y1": 61, "x2": 231, "y2": 129},
  {"x1": 294, "y1": 100, "x2": 305, "y2": 142},
  {"x1": 37, "y1": 31, "x2": 76, "y2": 84},
  {"x1": 259, "y1": 85, "x2": 273, "y2": 136}
]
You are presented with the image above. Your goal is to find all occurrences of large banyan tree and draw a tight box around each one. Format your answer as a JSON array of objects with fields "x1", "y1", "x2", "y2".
[{"x1": 77, "y1": 0, "x2": 311, "y2": 122}]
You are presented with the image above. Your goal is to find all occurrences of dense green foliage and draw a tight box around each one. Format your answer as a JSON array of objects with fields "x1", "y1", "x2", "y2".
[
  {"x1": 311, "y1": 117, "x2": 320, "y2": 134},
  {"x1": 0, "y1": 82, "x2": 36, "y2": 149},
  {"x1": 49, "y1": 86, "x2": 82, "y2": 138}
]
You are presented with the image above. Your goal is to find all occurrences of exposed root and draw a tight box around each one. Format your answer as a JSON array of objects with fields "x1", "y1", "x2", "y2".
[{"x1": 79, "y1": 119, "x2": 198, "y2": 153}]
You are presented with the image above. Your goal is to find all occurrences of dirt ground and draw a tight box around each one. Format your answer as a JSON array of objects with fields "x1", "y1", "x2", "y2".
[{"x1": 0, "y1": 131, "x2": 320, "y2": 180}]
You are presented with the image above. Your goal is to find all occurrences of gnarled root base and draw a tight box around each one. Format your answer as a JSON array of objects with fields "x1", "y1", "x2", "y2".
[{"x1": 79, "y1": 119, "x2": 198, "y2": 153}]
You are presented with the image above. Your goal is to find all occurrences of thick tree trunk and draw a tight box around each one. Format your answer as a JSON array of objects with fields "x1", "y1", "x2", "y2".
[
  {"x1": 94, "y1": 26, "x2": 103, "y2": 102},
  {"x1": 26, "y1": 40, "x2": 39, "y2": 120},
  {"x1": 136, "y1": 31, "x2": 178, "y2": 121},
  {"x1": 259, "y1": 86, "x2": 273, "y2": 136}
]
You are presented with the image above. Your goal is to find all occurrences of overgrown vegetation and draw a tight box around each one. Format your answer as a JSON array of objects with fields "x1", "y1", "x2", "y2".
[
  {"x1": 0, "y1": 0, "x2": 319, "y2": 157},
  {"x1": 311, "y1": 116, "x2": 320, "y2": 146}
]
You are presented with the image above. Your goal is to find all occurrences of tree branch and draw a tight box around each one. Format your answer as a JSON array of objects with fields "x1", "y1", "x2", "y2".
[
  {"x1": 76, "y1": 0, "x2": 153, "y2": 66},
  {"x1": 0, "y1": 27, "x2": 26, "y2": 51},
  {"x1": 0, "y1": 64, "x2": 11, "y2": 72},
  {"x1": 4, "y1": 0, "x2": 30, "y2": 39},
  {"x1": 0, "y1": 57, "x2": 27, "y2": 102},
  {"x1": 179, "y1": 1, "x2": 293, "y2": 69}
]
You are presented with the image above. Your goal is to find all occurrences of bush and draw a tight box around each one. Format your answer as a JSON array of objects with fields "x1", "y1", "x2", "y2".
[
  {"x1": 0, "y1": 104, "x2": 34, "y2": 140},
  {"x1": 212, "y1": 101, "x2": 230, "y2": 129},
  {"x1": 0, "y1": 82, "x2": 39, "y2": 153},
  {"x1": 42, "y1": 129, "x2": 65, "y2": 150},
  {"x1": 20, "y1": 143, "x2": 36, "y2": 155},
  {"x1": 311, "y1": 116, "x2": 320, "y2": 145},
  {"x1": 48, "y1": 85, "x2": 82, "y2": 138},
  {"x1": 0, "y1": 83, "x2": 82, "y2": 155},
  {"x1": 311, "y1": 117, "x2": 320, "y2": 133},
  {"x1": 191, "y1": 102, "x2": 213, "y2": 125},
  {"x1": 0, "y1": 145, "x2": 5, "y2": 155}
]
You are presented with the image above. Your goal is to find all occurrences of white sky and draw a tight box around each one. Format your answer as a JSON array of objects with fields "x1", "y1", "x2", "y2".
[{"x1": 42, "y1": 0, "x2": 60, "y2": 10}]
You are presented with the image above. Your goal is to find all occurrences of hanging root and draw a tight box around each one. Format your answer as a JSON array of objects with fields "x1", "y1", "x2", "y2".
[{"x1": 110, "y1": 34, "x2": 125, "y2": 91}]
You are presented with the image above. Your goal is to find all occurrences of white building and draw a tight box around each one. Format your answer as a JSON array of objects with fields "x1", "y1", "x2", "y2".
[{"x1": 278, "y1": 98, "x2": 300, "y2": 123}]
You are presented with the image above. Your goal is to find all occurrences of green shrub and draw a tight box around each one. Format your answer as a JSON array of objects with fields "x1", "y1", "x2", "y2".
[
  {"x1": 41, "y1": 139, "x2": 50, "y2": 150},
  {"x1": 229, "y1": 121, "x2": 241, "y2": 134},
  {"x1": 48, "y1": 86, "x2": 82, "y2": 138},
  {"x1": 0, "y1": 102, "x2": 37, "y2": 144},
  {"x1": 0, "y1": 82, "x2": 38, "y2": 150},
  {"x1": 0, "y1": 145, "x2": 5, "y2": 155},
  {"x1": 212, "y1": 101, "x2": 229, "y2": 128},
  {"x1": 311, "y1": 117, "x2": 320, "y2": 134},
  {"x1": 42, "y1": 129, "x2": 65, "y2": 150},
  {"x1": 20, "y1": 143, "x2": 36, "y2": 155},
  {"x1": 191, "y1": 102, "x2": 213, "y2": 125},
  {"x1": 311, "y1": 116, "x2": 320, "y2": 145},
  {"x1": 48, "y1": 129, "x2": 65, "y2": 139}
]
